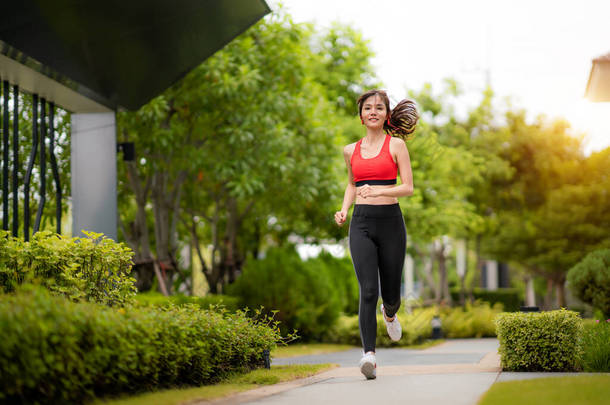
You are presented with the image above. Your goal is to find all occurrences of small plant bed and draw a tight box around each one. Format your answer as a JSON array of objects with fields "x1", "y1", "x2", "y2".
[
  {"x1": 477, "y1": 375, "x2": 610, "y2": 405},
  {"x1": 581, "y1": 319, "x2": 610, "y2": 372},
  {"x1": 90, "y1": 364, "x2": 336, "y2": 405}
]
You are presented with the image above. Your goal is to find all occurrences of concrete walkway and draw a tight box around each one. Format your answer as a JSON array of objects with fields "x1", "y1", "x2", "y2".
[
  {"x1": 206, "y1": 338, "x2": 502, "y2": 405},
  {"x1": 203, "y1": 339, "x2": 602, "y2": 405}
]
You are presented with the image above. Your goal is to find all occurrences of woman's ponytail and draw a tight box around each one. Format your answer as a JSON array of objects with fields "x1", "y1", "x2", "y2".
[{"x1": 384, "y1": 99, "x2": 419, "y2": 140}]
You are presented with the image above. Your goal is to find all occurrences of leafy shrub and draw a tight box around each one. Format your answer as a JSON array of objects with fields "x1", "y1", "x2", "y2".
[
  {"x1": 451, "y1": 288, "x2": 521, "y2": 312},
  {"x1": 440, "y1": 301, "x2": 501, "y2": 338},
  {"x1": 325, "y1": 301, "x2": 501, "y2": 347},
  {"x1": 0, "y1": 285, "x2": 283, "y2": 404},
  {"x1": 226, "y1": 247, "x2": 341, "y2": 340},
  {"x1": 0, "y1": 230, "x2": 136, "y2": 306},
  {"x1": 495, "y1": 309, "x2": 582, "y2": 371},
  {"x1": 580, "y1": 319, "x2": 610, "y2": 372},
  {"x1": 134, "y1": 291, "x2": 240, "y2": 312},
  {"x1": 305, "y1": 252, "x2": 359, "y2": 315},
  {"x1": 567, "y1": 249, "x2": 610, "y2": 318}
]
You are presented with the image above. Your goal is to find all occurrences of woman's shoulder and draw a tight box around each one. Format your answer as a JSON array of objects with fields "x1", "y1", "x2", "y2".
[
  {"x1": 389, "y1": 136, "x2": 406, "y2": 147},
  {"x1": 343, "y1": 142, "x2": 358, "y2": 156}
]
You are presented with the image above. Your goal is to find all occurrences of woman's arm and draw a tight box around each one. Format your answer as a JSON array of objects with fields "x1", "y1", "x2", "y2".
[
  {"x1": 335, "y1": 145, "x2": 356, "y2": 226},
  {"x1": 358, "y1": 138, "x2": 413, "y2": 199}
]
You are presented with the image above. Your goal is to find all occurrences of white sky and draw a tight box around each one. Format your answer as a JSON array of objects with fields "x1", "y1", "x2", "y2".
[{"x1": 271, "y1": 0, "x2": 610, "y2": 154}]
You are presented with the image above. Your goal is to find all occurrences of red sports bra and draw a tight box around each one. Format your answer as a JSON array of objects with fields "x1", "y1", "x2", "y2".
[{"x1": 350, "y1": 135, "x2": 397, "y2": 187}]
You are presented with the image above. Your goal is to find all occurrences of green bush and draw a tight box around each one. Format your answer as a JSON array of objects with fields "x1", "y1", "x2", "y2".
[
  {"x1": 226, "y1": 247, "x2": 341, "y2": 340},
  {"x1": 567, "y1": 249, "x2": 610, "y2": 318},
  {"x1": 0, "y1": 230, "x2": 136, "y2": 306},
  {"x1": 325, "y1": 301, "x2": 501, "y2": 347},
  {"x1": 495, "y1": 309, "x2": 582, "y2": 371},
  {"x1": 305, "y1": 252, "x2": 359, "y2": 315},
  {"x1": 450, "y1": 288, "x2": 521, "y2": 312},
  {"x1": 580, "y1": 319, "x2": 610, "y2": 372},
  {"x1": 440, "y1": 301, "x2": 501, "y2": 338},
  {"x1": 134, "y1": 291, "x2": 240, "y2": 312},
  {"x1": 0, "y1": 285, "x2": 283, "y2": 404}
]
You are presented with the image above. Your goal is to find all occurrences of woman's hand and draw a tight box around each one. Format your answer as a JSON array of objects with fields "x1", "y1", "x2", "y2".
[
  {"x1": 357, "y1": 185, "x2": 381, "y2": 199},
  {"x1": 335, "y1": 210, "x2": 348, "y2": 226}
]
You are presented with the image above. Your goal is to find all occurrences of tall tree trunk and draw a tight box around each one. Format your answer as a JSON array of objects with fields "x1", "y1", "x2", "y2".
[
  {"x1": 436, "y1": 239, "x2": 452, "y2": 306},
  {"x1": 544, "y1": 278, "x2": 555, "y2": 310},
  {"x1": 475, "y1": 234, "x2": 483, "y2": 289},
  {"x1": 555, "y1": 275, "x2": 566, "y2": 308}
]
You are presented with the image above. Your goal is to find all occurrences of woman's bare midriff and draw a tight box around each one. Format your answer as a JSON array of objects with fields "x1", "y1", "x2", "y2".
[{"x1": 355, "y1": 184, "x2": 398, "y2": 205}]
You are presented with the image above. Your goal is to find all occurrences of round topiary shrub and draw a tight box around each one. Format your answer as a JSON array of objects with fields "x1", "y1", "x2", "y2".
[{"x1": 567, "y1": 249, "x2": 610, "y2": 318}]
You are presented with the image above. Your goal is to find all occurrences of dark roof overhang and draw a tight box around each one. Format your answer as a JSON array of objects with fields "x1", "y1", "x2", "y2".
[{"x1": 0, "y1": 0, "x2": 270, "y2": 112}]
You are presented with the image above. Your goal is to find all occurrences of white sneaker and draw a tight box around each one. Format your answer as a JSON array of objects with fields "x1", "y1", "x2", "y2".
[
  {"x1": 359, "y1": 352, "x2": 377, "y2": 380},
  {"x1": 381, "y1": 304, "x2": 402, "y2": 341}
]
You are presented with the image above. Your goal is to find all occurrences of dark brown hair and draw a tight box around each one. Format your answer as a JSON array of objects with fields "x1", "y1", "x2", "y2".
[{"x1": 357, "y1": 89, "x2": 419, "y2": 140}]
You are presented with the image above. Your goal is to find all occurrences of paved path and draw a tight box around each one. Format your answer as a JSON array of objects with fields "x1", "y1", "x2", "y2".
[
  {"x1": 206, "y1": 338, "x2": 502, "y2": 405},
  {"x1": 201, "y1": 339, "x2": 604, "y2": 405}
]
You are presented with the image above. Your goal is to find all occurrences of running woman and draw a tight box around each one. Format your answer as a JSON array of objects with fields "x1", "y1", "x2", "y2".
[{"x1": 334, "y1": 89, "x2": 418, "y2": 380}]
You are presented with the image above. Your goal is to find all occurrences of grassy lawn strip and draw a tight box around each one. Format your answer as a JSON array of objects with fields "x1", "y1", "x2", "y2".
[
  {"x1": 272, "y1": 340, "x2": 445, "y2": 358},
  {"x1": 272, "y1": 343, "x2": 356, "y2": 358},
  {"x1": 477, "y1": 375, "x2": 610, "y2": 405},
  {"x1": 91, "y1": 364, "x2": 336, "y2": 405}
]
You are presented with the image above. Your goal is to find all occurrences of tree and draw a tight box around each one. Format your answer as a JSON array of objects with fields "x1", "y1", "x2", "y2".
[
  {"x1": 117, "y1": 11, "x2": 376, "y2": 293},
  {"x1": 399, "y1": 80, "x2": 489, "y2": 304},
  {"x1": 482, "y1": 111, "x2": 607, "y2": 308}
]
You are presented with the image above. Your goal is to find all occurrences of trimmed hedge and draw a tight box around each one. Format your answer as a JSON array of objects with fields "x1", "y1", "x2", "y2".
[
  {"x1": 567, "y1": 249, "x2": 610, "y2": 318},
  {"x1": 495, "y1": 309, "x2": 582, "y2": 371},
  {"x1": 0, "y1": 230, "x2": 136, "y2": 306},
  {"x1": 324, "y1": 301, "x2": 502, "y2": 347},
  {"x1": 450, "y1": 288, "x2": 521, "y2": 312},
  {"x1": 134, "y1": 291, "x2": 240, "y2": 312},
  {"x1": 0, "y1": 286, "x2": 283, "y2": 404}
]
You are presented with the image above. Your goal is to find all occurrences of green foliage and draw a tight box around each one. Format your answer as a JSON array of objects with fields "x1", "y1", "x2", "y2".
[
  {"x1": 225, "y1": 247, "x2": 341, "y2": 340},
  {"x1": 0, "y1": 230, "x2": 136, "y2": 306},
  {"x1": 134, "y1": 291, "x2": 240, "y2": 312},
  {"x1": 325, "y1": 302, "x2": 501, "y2": 346},
  {"x1": 306, "y1": 252, "x2": 359, "y2": 315},
  {"x1": 567, "y1": 249, "x2": 610, "y2": 318},
  {"x1": 440, "y1": 301, "x2": 502, "y2": 338},
  {"x1": 495, "y1": 309, "x2": 582, "y2": 371},
  {"x1": 580, "y1": 319, "x2": 610, "y2": 372},
  {"x1": 0, "y1": 285, "x2": 284, "y2": 404},
  {"x1": 118, "y1": 10, "x2": 376, "y2": 293},
  {"x1": 450, "y1": 288, "x2": 521, "y2": 312}
]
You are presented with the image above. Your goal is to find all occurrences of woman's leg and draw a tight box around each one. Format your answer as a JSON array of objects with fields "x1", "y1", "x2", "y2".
[
  {"x1": 377, "y1": 215, "x2": 406, "y2": 319},
  {"x1": 349, "y1": 217, "x2": 379, "y2": 353}
]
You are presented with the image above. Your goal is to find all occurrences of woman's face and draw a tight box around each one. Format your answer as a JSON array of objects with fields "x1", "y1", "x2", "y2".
[{"x1": 361, "y1": 94, "x2": 388, "y2": 129}]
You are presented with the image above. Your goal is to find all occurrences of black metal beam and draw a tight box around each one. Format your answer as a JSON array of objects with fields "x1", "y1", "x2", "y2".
[
  {"x1": 12, "y1": 85, "x2": 18, "y2": 237},
  {"x1": 33, "y1": 98, "x2": 46, "y2": 234},
  {"x1": 2, "y1": 80, "x2": 8, "y2": 231},
  {"x1": 49, "y1": 103, "x2": 61, "y2": 233},
  {"x1": 24, "y1": 94, "x2": 38, "y2": 241}
]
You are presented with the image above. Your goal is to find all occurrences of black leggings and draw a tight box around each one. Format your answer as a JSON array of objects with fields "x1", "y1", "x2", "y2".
[{"x1": 349, "y1": 204, "x2": 406, "y2": 353}]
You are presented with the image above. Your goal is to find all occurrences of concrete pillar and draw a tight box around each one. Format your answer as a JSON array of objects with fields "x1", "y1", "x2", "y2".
[
  {"x1": 456, "y1": 239, "x2": 467, "y2": 279},
  {"x1": 526, "y1": 277, "x2": 536, "y2": 306},
  {"x1": 71, "y1": 112, "x2": 117, "y2": 240},
  {"x1": 404, "y1": 254, "x2": 414, "y2": 298},
  {"x1": 485, "y1": 260, "x2": 498, "y2": 291}
]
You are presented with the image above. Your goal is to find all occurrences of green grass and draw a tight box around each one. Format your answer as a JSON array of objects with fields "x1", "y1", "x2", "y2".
[
  {"x1": 90, "y1": 364, "x2": 336, "y2": 405},
  {"x1": 272, "y1": 343, "x2": 356, "y2": 358},
  {"x1": 272, "y1": 339, "x2": 445, "y2": 358},
  {"x1": 477, "y1": 375, "x2": 610, "y2": 405}
]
